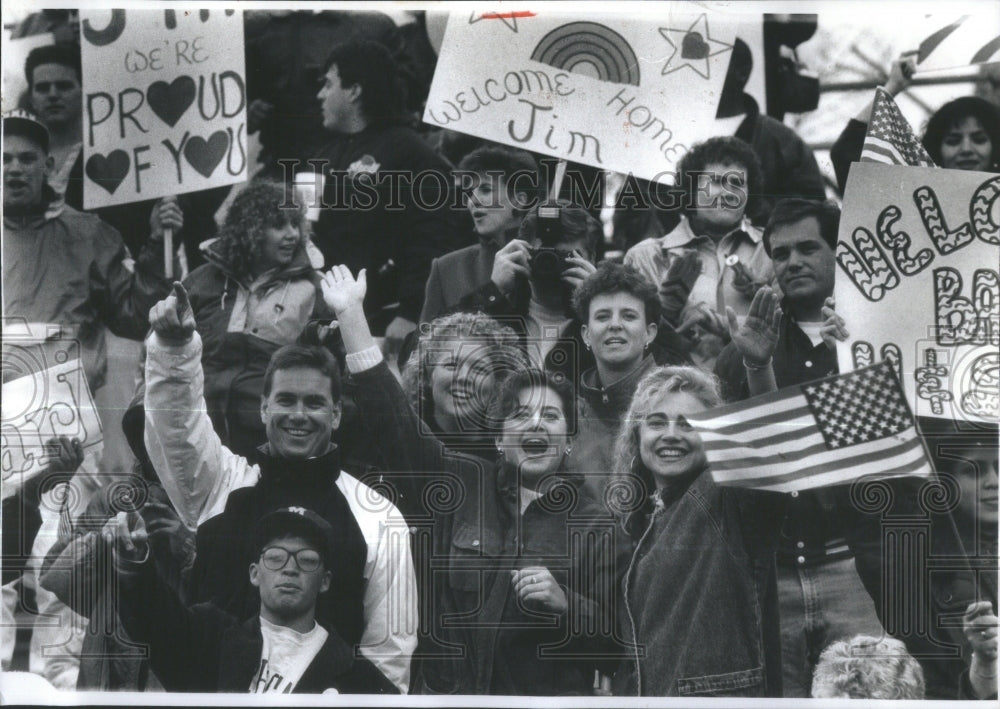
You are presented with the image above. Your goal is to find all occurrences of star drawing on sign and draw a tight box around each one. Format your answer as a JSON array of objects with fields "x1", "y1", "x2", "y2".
[
  {"x1": 658, "y1": 14, "x2": 733, "y2": 79},
  {"x1": 469, "y1": 10, "x2": 523, "y2": 33}
]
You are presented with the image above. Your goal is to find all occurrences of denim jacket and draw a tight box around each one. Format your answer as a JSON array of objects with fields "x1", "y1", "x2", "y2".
[{"x1": 615, "y1": 471, "x2": 787, "y2": 697}]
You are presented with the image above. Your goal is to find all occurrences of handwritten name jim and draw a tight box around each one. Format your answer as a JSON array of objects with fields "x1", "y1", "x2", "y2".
[
  {"x1": 839, "y1": 175, "x2": 999, "y2": 419},
  {"x1": 82, "y1": 10, "x2": 246, "y2": 195},
  {"x1": 427, "y1": 68, "x2": 687, "y2": 167}
]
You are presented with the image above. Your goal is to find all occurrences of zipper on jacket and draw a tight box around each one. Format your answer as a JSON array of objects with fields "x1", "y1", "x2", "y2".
[{"x1": 622, "y1": 505, "x2": 660, "y2": 696}]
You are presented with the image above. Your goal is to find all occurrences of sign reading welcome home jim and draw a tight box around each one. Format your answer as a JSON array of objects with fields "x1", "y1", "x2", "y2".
[
  {"x1": 424, "y1": 7, "x2": 742, "y2": 182},
  {"x1": 80, "y1": 9, "x2": 247, "y2": 208},
  {"x1": 835, "y1": 163, "x2": 999, "y2": 425}
]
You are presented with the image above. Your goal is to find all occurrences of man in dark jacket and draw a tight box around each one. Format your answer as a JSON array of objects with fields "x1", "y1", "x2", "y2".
[
  {"x1": 715, "y1": 198, "x2": 983, "y2": 698},
  {"x1": 309, "y1": 39, "x2": 466, "y2": 353},
  {"x1": 103, "y1": 506, "x2": 398, "y2": 694}
]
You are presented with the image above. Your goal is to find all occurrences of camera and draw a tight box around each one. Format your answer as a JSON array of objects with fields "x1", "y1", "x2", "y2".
[{"x1": 529, "y1": 204, "x2": 569, "y2": 281}]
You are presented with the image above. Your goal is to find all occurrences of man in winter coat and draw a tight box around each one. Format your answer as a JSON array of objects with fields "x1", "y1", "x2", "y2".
[{"x1": 2, "y1": 109, "x2": 170, "y2": 391}]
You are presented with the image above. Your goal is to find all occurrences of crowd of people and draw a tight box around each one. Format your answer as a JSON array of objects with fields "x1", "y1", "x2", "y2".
[{"x1": 2, "y1": 8, "x2": 998, "y2": 699}]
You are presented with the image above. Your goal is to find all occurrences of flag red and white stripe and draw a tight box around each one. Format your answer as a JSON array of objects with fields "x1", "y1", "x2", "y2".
[
  {"x1": 860, "y1": 88, "x2": 936, "y2": 168},
  {"x1": 687, "y1": 362, "x2": 933, "y2": 493}
]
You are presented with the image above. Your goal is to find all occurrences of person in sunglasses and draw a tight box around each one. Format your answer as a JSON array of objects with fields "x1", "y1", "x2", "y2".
[{"x1": 102, "y1": 506, "x2": 398, "y2": 695}]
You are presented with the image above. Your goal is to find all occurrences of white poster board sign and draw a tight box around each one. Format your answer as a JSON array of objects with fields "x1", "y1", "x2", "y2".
[
  {"x1": 424, "y1": 7, "x2": 745, "y2": 181},
  {"x1": 835, "y1": 162, "x2": 999, "y2": 425},
  {"x1": 1, "y1": 357, "x2": 103, "y2": 500},
  {"x1": 915, "y1": 12, "x2": 1000, "y2": 72},
  {"x1": 80, "y1": 8, "x2": 247, "y2": 208}
]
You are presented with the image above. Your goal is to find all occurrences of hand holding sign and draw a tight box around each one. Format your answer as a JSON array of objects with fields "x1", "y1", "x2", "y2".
[
  {"x1": 149, "y1": 196, "x2": 183, "y2": 242},
  {"x1": 149, "y1": 282, "x2": 196, "y2": 344}
]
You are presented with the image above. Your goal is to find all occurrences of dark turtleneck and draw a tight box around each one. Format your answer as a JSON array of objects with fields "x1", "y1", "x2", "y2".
[{"x1": 255, "y1": 443, "x2": 342, "y2": 500}]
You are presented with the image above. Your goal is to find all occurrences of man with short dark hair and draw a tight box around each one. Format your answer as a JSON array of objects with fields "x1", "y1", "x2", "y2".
[
  {"x1": 104, "y1": 506, "x2": 398, "y2": 694},
  {"x1": 143, "y1": 283, "x2": 417, "y2": 692},
  {"x1": 310, "y1": 38, "x2": 465, "y2": 357},
  {"x1": 23, "y1": 43, "x2": 81, "y2": 198},
  {"x1": 715, "y1": 197, "x2": 843, "y2": 400},
  {"x1": 2, "y1": 109, "x2": 170, "y2": 391},
  {"x1": 716, "y1": 197, "x2": 981, "y2": 699}
]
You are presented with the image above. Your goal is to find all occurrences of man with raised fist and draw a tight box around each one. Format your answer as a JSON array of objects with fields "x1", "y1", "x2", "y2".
[{"x1": 143, "y1": 282, "x2": 416, "y2": 693}]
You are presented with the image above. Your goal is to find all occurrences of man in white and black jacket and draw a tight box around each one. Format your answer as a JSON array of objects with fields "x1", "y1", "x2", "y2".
[{"x1": 143, "y1": 283, "x2": 417, "y2": 692}]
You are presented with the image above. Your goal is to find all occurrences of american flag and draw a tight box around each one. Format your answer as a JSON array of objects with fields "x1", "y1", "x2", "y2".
[
  {"x1": 860, "y1": 88, "x2": 936, "y2": 168},
  {"x1": 687, "y1": 362, "x2": 933, "y2": 493}
]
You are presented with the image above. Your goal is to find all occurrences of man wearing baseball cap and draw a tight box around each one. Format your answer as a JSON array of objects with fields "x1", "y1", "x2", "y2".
[
  {"x1": 2, "y1": 108, "x2": 171, "y2": 391},
  {"x1": 103, "y1": 506, "x2": 398, "y2": 694}
]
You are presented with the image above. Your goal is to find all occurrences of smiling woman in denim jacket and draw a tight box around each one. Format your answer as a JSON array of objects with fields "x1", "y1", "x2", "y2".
[{"x1": 610, "y1": 365, "x2": 788, "y2": 697}]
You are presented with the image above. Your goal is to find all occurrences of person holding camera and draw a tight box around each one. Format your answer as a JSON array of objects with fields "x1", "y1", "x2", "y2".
[{"x1": 456, "y1": 202, "x2": 600, "y2": 382}]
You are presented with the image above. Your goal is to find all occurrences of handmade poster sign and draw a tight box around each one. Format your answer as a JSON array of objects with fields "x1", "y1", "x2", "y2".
[
  {"x1": 424, "y1": 7, "x2": 744, "y2": 181},
  {"x1": 79, "y1": 8, "x2": 247, "y2": 208},
  {"x1": 1, "y1": 356, "x2": 103, "y2": 500},
  {"x1": 835, "y1": 162, "x2": 999, "y2": 424},
  {"x1": 915, "y1": 12, "x2": 1000, "y2": 72}
]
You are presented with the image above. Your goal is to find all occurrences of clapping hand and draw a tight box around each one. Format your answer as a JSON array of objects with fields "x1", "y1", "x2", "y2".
[
  {"x1": 819, "y1": 297, "x2": 849, "y2": 350},
  {"x1": 660, "y1": 250, "x2": 701, "y2": 325},
  {"x1": 726, "y1": 286, "x2": 782, "y2": 367}
]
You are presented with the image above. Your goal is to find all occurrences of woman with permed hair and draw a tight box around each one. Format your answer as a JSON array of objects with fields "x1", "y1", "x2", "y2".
[
  {"x1": 624, "y1": 136, "x2": 775, "y2": 371},
  {"x1": 180, "y1": 179, "x2": 331, "y2": 461},
  {"x1": 608, "y1": 365, "x2": 787, "y2": 697},
  {"x1": 399, "y1": 311, "x2": 528, "y2": 459}
]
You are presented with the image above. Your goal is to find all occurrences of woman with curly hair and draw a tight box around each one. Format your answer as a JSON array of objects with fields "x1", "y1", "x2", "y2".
[
  {"x1": 624, "y1": 136, "x2": 775, "y2": 371},
  {"x1": 182, "y1": 179, "x2": 330, "y2": 461},
  {"x1": 398, "y1": 311, "x2": 527, "y2": 459}
]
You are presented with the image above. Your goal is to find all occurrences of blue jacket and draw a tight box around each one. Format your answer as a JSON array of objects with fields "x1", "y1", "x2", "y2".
[{"x1": 615, "y1": 472, "x2": 787, "y2": 697}]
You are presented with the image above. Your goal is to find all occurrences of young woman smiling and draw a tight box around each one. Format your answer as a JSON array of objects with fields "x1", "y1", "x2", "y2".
[
  {"x1": 321, "y1": 264, "x2": 627, "y2": 696},
  {"x1": 610, "y1": 366, "x2": 787, "y2": 697}
]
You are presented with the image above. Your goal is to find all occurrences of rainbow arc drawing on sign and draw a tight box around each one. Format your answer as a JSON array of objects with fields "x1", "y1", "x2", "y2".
[{"x1": 531, "y1": 22, "x2": 641, "y2": 86}]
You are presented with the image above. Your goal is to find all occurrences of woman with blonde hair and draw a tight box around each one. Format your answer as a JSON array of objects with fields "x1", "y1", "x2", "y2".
[
  {"x1": 399, "y1": 311, "x2": 527, "y2": 459},
  {"x1": 609, "y1": 365, "x2": 787, "y2": 697}
]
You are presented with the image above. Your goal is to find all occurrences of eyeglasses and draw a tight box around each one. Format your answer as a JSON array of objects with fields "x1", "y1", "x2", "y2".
[{"x1": 260, "y1": 546, "x2": 322, "y2": 572}]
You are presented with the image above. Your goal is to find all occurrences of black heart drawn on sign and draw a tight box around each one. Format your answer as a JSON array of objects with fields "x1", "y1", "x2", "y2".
[
  {"x1": 184, "y1": 131, "x2": 230, "y2": 178},
  {"x1": 681, "y1": 31, "x2": 709, "y2": 60},
  {"x1": 147, "y1": 76, "x2": 196, "y2": 127},
  {"x1": 85, "y1": 150, "x2": 130, "y2": 194}
]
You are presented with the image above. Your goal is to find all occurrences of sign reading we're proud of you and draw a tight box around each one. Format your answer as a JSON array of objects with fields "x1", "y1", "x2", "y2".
[
  {"x1": 424, "y1": 6, "x2": 743, "y2": 182},
  {"x1": 80, "y1": 9, "x2": 247, "y2": 208}
]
